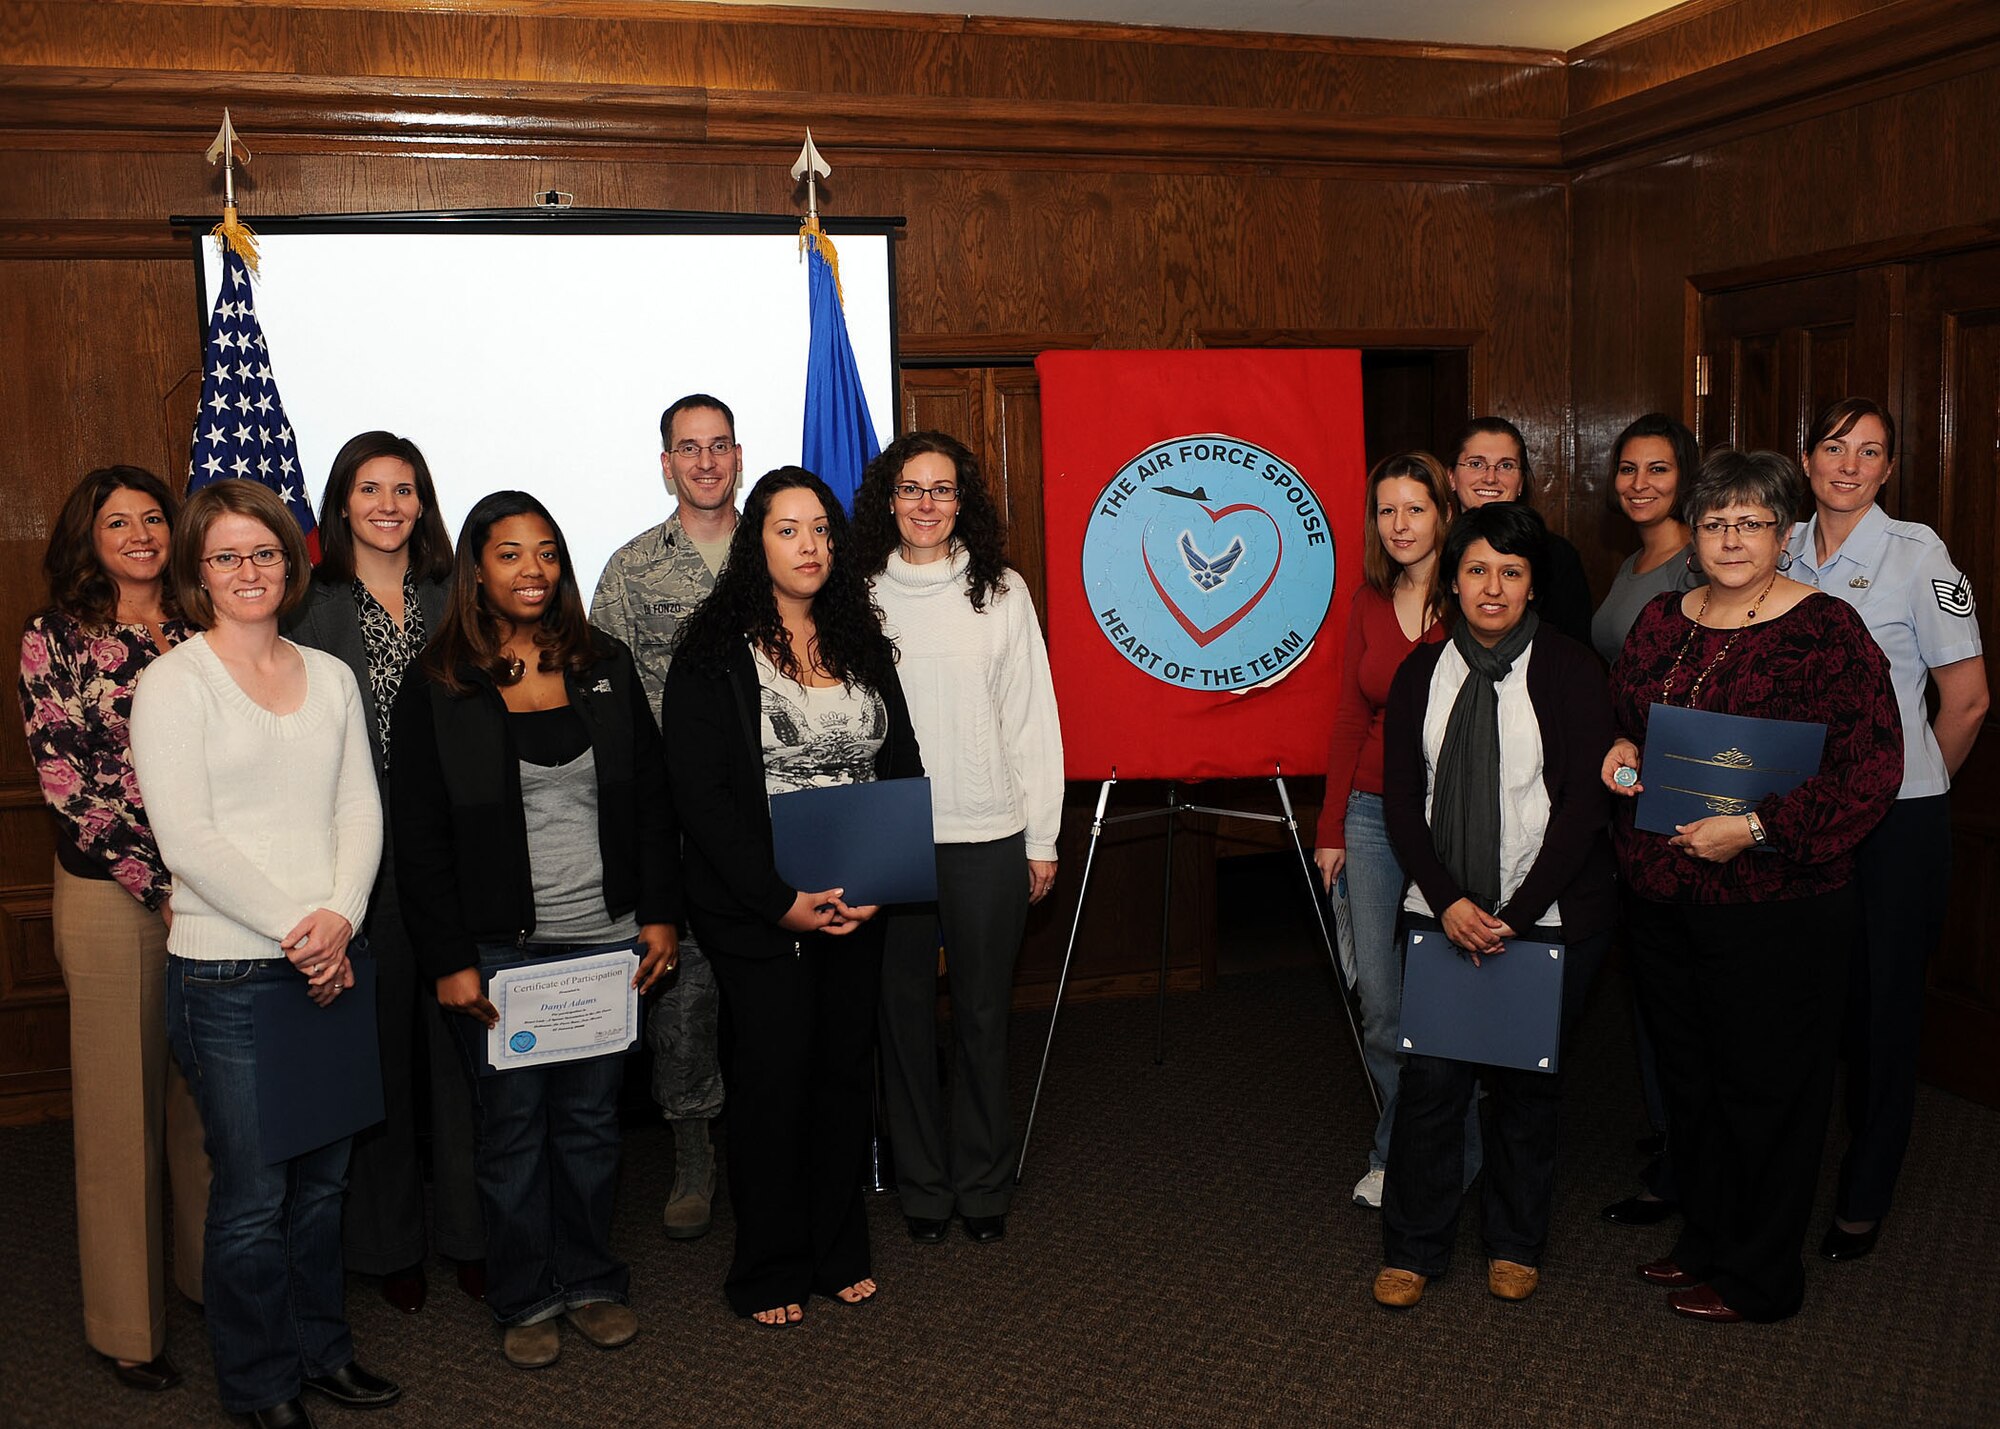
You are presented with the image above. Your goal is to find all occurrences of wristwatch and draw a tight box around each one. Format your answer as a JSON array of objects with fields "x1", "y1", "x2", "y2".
[{"x1": 1745, "y1": 811, "x2": 1768, "y2": 846}]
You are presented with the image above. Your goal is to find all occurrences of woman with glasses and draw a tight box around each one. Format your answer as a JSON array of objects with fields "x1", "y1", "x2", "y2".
[
  {"x1": 1603, "y1": 450, "x2": 1901, "y2": 1323},
  {"x1": 1446, "y1": 418, "x2": 1593, "y2": 645},
  {"x1": 130, "y1": 480, "x2": 398, "y2": 1425},
  {"x1": 1310, "y1": 452, "x2": 1468, "y2": 1212},
  {"x1": 285, "y1": 432, "x2": 484, "y2": 1314},
  {"x1": 850, "y1": 433, "x2": 1063, "y2": 1246},
  {"x1": 663, "y1": 468, "x2": 922, "y2": 1326},
  {"x1": 1784, "y1": 399, "x2": 1987, "y2": 1264},
  {"x1": 18, "y1": 466, "x2": 210, "y2": 1394}
]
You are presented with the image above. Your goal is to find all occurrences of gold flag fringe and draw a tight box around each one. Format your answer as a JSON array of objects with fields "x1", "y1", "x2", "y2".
[
  {"x1": 799, "y1": 215, "x2": 845, "y2": 308},
  {"x1": 210, "y1": 203, "x2": 261, "y2": 275}
]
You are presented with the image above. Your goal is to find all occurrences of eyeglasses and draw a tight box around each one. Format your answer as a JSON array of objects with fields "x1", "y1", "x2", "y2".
[
  {"x1": 1455, "y1": 457, "x2": 1521, "y2": 475},
  {"x1": 669, "y1": 438, "x2": 737, "y2": 460},
  {"x1": 1693, "y1": 518, "x2": 1778, "y2": 538},
  {"x1": 893, "y1": 483, "x2": 960, "y2": 504},
  {"x1": 201, "y1": 547, "x2": 287, "y2": 571}
]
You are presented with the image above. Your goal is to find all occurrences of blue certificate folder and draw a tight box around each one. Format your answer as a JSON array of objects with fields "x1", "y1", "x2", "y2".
[
  {"x1": 1399, "y1": 927, "x2": 1566, "y2": 1074},
  {"x1": 1636, "y1": 702, "x2": 1827, "y2": 835},
  {"x1": 252, "y1": 958, "x2": 384, "y2": 1166},
  {"x1": 770, "y1": 776, "x2": 938, "y2": 907}
]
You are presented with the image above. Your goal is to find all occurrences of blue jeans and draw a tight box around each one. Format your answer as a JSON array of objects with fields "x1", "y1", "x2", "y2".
[
  {"x1": 1344, "y1": 793, "x2": 1482, "y2": 1180},
  {"x1": 166, "y1": 957, "x2": 353, "y2": 1414},
  {"x1": 454, "y1": 942, "x2": 630, "y2": 1326}
]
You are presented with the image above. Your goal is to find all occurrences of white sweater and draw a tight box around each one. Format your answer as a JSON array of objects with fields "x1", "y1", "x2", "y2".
[
  {"x1": 870, "y1": 550, "x2": 1064, "y2": 859},
  {"x1": 129, "y1": 635, "x2": 382, "y2": 962}
]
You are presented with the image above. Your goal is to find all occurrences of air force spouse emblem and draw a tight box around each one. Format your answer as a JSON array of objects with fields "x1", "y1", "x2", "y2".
[{"x1": 1082, "y1": 435, "x2": 1334, "y2": 692}]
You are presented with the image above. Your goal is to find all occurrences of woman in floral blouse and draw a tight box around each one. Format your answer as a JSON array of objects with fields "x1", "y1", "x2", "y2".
[{"x1": 17, "y1": 465, "x2": 211, "y2": 1393}]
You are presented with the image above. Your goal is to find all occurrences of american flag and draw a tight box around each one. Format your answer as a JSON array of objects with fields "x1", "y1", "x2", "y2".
[{"x1": 187, "y1": 249, "x2": 319, "y2": 559}]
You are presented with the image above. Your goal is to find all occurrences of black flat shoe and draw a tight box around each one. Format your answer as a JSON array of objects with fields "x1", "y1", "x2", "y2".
[
  {"x1": 1601, "y1": 1195, "x2": 1679, "y2": 1226},
  {"x1": 248, "y1": 1399, "x2": 315, "y2": 1429},
  {"x1": 1820, "y1": 1221, "x2": 1881, "y2": 1261},
  {"x1": 302, "y1": 1362, "x2": 401, "y2": 1409},
  {"x1": 381, "y1": 1264, "x2": 427, "y2": 1314},
  {"x1": 105, "y1": 1352, "x2": 182, "y2": 1391},
  {"x1": 905, "y1": 1215, "x2": 949, "y2": 1244},
  {"x1": 1635, "y1": 1131, "x2": 1667, "y2": 1157},
  {"x1": 963, "y1": 1214, "x2": 1006, "y2": 1244}
]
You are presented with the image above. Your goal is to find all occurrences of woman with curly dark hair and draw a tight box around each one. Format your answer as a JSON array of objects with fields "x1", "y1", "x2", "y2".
[
  {"x1": 849, "y1": 433, "x2": 1061, "y2": 1245},
  {"x1": 18, "y1": 466, "x2": 209, "y2": 1393},
  {"x1": 664, "y1": 467, "x2": 922, "y2": 1326}
]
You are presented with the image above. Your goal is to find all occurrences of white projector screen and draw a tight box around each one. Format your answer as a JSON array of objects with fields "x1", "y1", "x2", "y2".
[{"x1": 191, "y1": 217, "x2": 899, "y2": 603}]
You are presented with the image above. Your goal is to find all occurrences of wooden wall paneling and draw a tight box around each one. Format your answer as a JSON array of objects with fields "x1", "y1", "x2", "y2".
[
  {"x1": 898, "y1": 365, "x2": 982, "y2": 449},
  {"x1": 986, "y1": 367, "x2": 1047, "y2": 618},
  {"x1": 1906, "y1": 246, "x2": 2000, "y2": 1107},
  {"x1": 0, "y1": 884, "x2": 67, "y2": 1124}
]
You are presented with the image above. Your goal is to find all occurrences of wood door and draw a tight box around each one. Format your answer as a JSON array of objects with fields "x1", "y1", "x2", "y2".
[
  {"x1": 1697, "y1": 268, "x2": 1902, "y2": 457},
  {"x1": 1904, "y1": 246, "x2": 2000, "y2": 1108}
]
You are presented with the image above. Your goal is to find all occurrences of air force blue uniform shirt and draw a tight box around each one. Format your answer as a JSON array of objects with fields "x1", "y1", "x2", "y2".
[{"x1": 1788, "y1": 504, "x2": 1982, "y2": 799}]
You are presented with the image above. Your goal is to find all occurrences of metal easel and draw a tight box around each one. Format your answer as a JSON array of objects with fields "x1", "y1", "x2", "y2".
[{"x1": 1015, "y1": 763, "x2": 1379, "y2": 1184}]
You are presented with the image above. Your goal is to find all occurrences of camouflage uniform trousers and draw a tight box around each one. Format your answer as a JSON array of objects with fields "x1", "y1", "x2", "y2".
[{"x1": 648, "y1": 929, "x2": 724, "y2": 1120}]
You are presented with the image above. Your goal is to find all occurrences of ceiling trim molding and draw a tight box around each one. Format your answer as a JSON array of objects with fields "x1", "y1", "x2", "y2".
[{"x1": 0, "y1": 67, "x2": 1566, "y2": 174}]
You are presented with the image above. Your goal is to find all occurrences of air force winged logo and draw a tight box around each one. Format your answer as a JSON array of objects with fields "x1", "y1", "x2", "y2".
[
  {"x1": 1081, "y1": 435, "x2": 1335, "y2": 692},
  {"x1": 1179, "y1": 532, "x2": 1245, "y2": 591},
  {"x1": 1933, "y1": 573, "x2": 1975, "y2": 617}
]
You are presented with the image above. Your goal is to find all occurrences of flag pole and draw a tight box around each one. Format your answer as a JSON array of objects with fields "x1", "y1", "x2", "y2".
[{"x1": 204, "y1": 108, "x2": 260, "y2": 273}]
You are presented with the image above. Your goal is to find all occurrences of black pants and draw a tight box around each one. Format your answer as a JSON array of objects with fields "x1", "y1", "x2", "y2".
[
  {"x1": 708, "y1": 926, "x2": 883, "y2": 1315},
  {"x1": 343, "y1": 829, "x2": 484, "y2": 1273},
  {"x1": 1836, "y1": 795, "x2": 1951, "y2": 1222},
  {"x1": 878, "y1": 834, "x2": 1030, "y2": 1220},
  {"x1": 1627, "y1": 888, "x2": 1854, "y2": 1322},
  {"x1": 1382, "y1": 924, "x2": 1608, "y2": 1276}
]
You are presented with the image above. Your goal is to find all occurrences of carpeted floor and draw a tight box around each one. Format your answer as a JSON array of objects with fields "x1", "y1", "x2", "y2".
[{"x1": 3, "y1": 954, "x2": 1997, "y2": 1428}]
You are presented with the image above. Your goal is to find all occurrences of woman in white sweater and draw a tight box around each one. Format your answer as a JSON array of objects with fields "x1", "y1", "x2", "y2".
[
  {"x1": 130, "y1": 479, "x2": 396, "y2": 1429},
  {"x1": 851, "y1": 432, "x2": 1064, "y2": 1245}
]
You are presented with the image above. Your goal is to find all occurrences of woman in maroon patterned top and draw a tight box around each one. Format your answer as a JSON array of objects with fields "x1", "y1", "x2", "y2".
[
  {"x1": 17, "y1": 466, "x2": 211, "y2": 1392},
  {"x1": 1602, "y1": 449, "x2": 1901, "y2": 1324}
]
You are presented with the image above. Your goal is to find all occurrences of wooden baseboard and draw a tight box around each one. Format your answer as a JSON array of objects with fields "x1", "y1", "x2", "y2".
[{"x1": 0, "y1": 1085, "x2": 72, "y2": 1127}]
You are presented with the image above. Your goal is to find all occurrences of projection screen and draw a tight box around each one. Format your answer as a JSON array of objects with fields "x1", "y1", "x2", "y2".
[{"x1": 183, "y1": 212, "x2": 900, "y2": 602}]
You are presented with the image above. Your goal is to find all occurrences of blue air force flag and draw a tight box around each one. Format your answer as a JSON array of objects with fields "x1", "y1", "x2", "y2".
[
  {"x1": 188, "y1": 250, "x2": 318, "y2": 558},
  {"x1": 799, "y1": 222, "x2": 880, "y2": 514}
]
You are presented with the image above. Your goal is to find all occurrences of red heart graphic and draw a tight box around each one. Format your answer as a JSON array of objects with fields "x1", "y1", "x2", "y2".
[{"x1": 1141, "y1": 502, "x2": 1283, "y2": 648}]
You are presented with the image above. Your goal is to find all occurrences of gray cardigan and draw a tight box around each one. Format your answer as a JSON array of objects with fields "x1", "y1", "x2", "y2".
[{"x1": 285, "y1": 573, "x2": 449, "y2": 779}]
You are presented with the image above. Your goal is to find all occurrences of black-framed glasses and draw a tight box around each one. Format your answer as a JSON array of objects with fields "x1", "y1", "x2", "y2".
[
  {"x1": 669, "y1": 438, "x2": 737, "y2": 459},
  {"x1": 1693, "y1": 518, "x2": 1778, "y2": 538},
  {"x1": 201, "y1": 547, "x2": 287, "y2": 571},
  {"x1": 893, "y1": 482, "x2": 960, "y2": 504},
  {"x1": 1455, "y1": 456, "x2": 1520, "y2": 475}
]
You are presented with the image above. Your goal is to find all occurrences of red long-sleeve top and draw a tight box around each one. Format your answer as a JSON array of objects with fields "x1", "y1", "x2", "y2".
[
  {"x1": 1609, "y1": 591, "x2": 1903, "y2": 903},
  {"x1": 1314, "y1": 584, "x2": 1446, "y2": 849}
]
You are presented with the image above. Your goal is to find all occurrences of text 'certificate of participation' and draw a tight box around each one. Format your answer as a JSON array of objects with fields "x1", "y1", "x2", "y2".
[{"x1": 485, "y1": 945, "x2": 640, "y2": 1074}]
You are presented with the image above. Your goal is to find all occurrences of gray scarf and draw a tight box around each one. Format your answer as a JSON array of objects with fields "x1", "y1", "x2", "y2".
[{"x1": 1431, "y1": 610, "x2": 1540, "y2": 912}]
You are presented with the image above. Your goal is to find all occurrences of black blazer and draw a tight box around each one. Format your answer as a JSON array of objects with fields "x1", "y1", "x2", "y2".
[
  {"x1": 662, "y1": 642, "x2": 923, "y2": 961},
  {"x1": 1534, "y1": 533, "x2": 1597, "y2": 651},
  {"x1": 285, "y1": 573, "x2": 449, "y2": 778},
  {"x1": 390, "y1": 631, "x2": 681, "y2": 981},
  {"x1": 1382, "y1": 628, "x2": 1617, "y2": 942}
]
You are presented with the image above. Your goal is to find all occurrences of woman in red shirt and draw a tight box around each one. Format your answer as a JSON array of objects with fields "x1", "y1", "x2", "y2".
[{"x1": 1312, "y1": 452, "x2": 1475, "y2": 1209}]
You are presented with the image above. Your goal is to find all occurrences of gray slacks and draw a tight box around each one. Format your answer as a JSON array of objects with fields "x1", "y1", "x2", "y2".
[{"x1": 878, "y1": 833, "x2": 1029, "y2": 1219}]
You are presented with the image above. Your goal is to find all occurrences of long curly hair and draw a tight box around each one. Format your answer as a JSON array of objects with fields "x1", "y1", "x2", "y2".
[
  {"x1": 39, "y1": 466, "x2": 181, "y2": 628},
  {"x1": 848, "y1": 431, "x2": 1011, "y2": 611},
  {"x1": 673, "y1": 467, "x2": 897, "y2": 690},
  {"x1": 423, "y1": 490, "x2": 598, "y2": 696}
]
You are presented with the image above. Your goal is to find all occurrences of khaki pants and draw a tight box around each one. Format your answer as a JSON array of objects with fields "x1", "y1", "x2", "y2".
[{"x1": 51, "y1": 863, "x2": 211, "y2": 1361}]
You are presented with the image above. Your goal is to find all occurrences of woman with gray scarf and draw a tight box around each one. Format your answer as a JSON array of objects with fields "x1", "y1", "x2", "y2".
[{"x1": 1371, "y1": 503, "x2": 1618, "y2": 1309}]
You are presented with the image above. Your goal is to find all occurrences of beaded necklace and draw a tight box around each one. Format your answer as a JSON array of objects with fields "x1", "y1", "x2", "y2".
[{"x1": 1658, "y1": 567, "x2": 1780, "y2": 708}]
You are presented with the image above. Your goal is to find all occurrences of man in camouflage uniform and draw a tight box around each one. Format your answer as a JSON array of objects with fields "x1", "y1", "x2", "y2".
[{"x1": 591, "y1": 393, "x2": 741, "y2": 1238}]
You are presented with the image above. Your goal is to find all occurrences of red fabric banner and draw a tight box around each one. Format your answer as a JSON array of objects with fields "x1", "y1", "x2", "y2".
[{"x1": 1036, "y1": 348, "x2": 1367, "y2": 779}]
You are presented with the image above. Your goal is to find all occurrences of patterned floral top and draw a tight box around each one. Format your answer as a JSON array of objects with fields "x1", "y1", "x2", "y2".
[
  {"x1": 355, "y1": 574, "x2": 425, "y2": 771},
  {"x1": 1609, "y1": 591, "x2": 1904, "y2": 904},
  {"x1": 18, "y1": 609, "x2": 190, "y2": 909}
]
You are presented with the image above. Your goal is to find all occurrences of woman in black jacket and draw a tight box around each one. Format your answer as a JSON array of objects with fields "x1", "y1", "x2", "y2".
[
  {"x1": 663, "y1": 467, "x2": 922, "y2": 1328},
  {"x1": 1371, "y1": 503, "x2": 1617, "y2": 1309},
  {"x1": 391, "y1": 491, "x2": 679, "y2": 1370},
  {"x1": 285, "y1": 430, "x2": 483, "y2": 1312}
]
